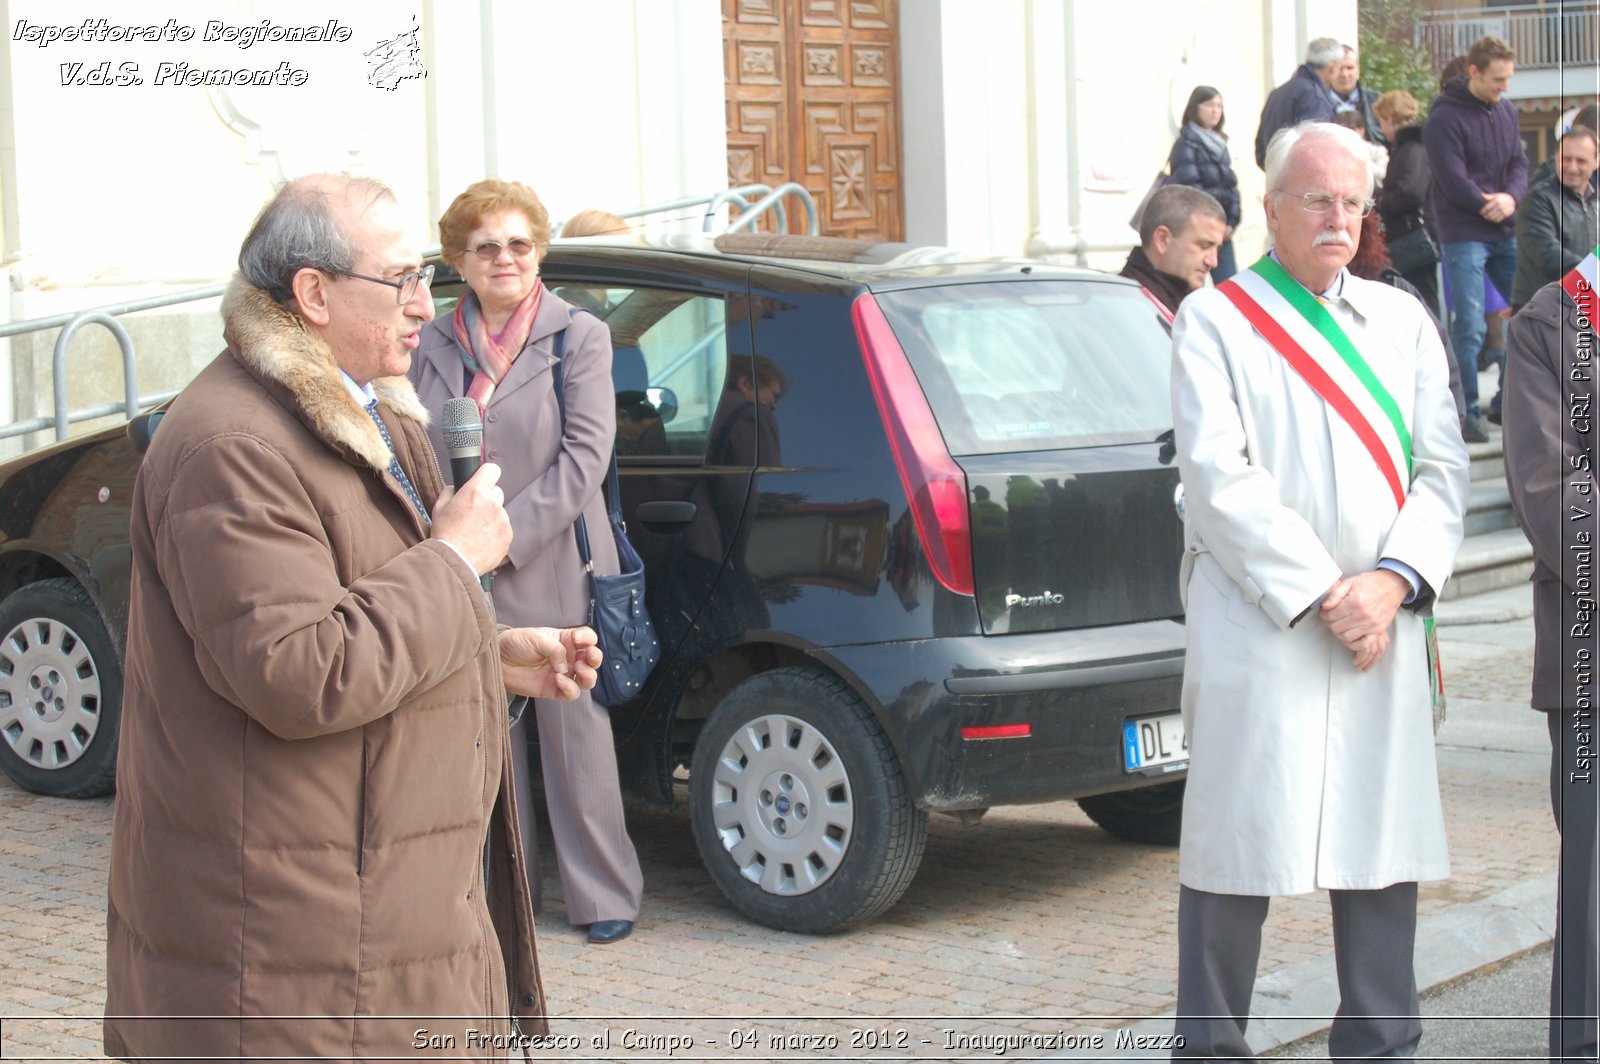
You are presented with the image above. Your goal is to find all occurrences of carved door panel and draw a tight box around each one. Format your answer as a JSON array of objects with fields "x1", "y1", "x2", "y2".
[{"x1": 723, "y1": 0, "x2": 902, "y2": 240}]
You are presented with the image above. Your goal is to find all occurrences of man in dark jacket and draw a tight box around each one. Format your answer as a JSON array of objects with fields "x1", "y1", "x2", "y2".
[
  {"x1": 1423, "y1": 35, "x2": 1528, "y2": 442},
  {"x1": 1254, "y1": 37, "x2": 1344, "y2": 168},
  {"x1": 1119, "y1": 185, "x2": 1227, "y2": 317},
  {"x1": 1332, "y1": 46, "x2": 1385, "y2": 148},
  {"x1": 1511, "y1": 127, "x2": 1598, "y2": 307},
  {"x1": 1502, "y1": 248, "x2": 1600, "y2": 1064}
]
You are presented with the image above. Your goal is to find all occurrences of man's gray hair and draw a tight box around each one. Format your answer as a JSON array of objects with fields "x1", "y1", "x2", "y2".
[
  {"x1": 1140, "y1": 185, "x2": 1227, "y2": 247},
  {"x1": 1306, "y1": 37, "x2": 1345, "y2": 69},
  {"x1": 238, "y1": 174, "x2": 395, "y2": 306},
  {"x1": 1263, "y1": 122, "x2": 1376, "y2": 200}
]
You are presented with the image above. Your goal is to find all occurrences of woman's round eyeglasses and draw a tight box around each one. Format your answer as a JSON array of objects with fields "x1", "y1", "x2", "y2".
[{"x1": 468, "y1": 238, "x2": 536, "y2": 260}]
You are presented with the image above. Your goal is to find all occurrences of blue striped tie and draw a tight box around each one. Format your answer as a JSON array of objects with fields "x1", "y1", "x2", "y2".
[{"x1": 365, "y1": 401, "x2": 430, "y2": 528}]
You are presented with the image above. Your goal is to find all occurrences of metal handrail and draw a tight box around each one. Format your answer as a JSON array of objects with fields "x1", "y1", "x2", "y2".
[
  {"x1": 723, "y1": 182, "x2": 818, "y2": 235},
  {"x1": 0, "y1": 284, "x2": 227, "y2": 340},
  {"x1": 54, "y1": 314, "x2": 135, "y2": 441},
  {"x1": 0, "y1": 284, "x2": 228, "y2": 443},
  {"x1": 556, "y1": 183, "x2": 821, "y2": 237},
  {"x1": 3, "y1": 179, "x2": 824, "y2": 448},
  {"x1": 703, "y1": 187, "x2": 772, "y2": 232}
]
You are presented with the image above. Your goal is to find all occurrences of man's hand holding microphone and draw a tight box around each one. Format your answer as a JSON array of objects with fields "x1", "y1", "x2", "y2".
[{"x1": 431, "y1": 397, "x2": 602, "y2": 701}]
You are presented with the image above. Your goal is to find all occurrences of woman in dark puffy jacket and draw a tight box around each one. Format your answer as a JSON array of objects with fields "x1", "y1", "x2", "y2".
[
  {"x1": 1167, "y1": 85, "x2": 1241, "y2": 281},
  {"x1": 1373, "y1": 89, "x2": 1441, "y2": 317}
]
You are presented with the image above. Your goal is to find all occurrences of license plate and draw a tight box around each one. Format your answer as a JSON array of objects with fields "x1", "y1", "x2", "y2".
[{"x1": 1123, "y1": 713, "x2": 1188, "y2": 773}]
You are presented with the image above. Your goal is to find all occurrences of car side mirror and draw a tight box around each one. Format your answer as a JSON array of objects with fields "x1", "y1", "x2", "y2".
[{"x1": 127, "y1": 411, "x2": 164, "y2": 454}]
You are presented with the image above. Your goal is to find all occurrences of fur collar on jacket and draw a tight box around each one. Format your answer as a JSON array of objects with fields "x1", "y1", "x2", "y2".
[{"x1": 221, "y1": 275, "x2": 430, "y2": 476}]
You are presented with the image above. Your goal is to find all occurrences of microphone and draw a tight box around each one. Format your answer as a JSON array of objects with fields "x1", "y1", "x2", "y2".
[{"x1": 441, "y1": 397, "x2": 494, "y2": 593}]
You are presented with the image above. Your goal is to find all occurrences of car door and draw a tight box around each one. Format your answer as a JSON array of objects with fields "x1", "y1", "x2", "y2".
[{"x1": 540, "y1": 253, "x2": 756, "y2": 754}]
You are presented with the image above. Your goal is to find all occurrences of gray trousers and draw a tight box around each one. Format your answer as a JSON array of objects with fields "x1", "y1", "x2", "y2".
[
  {"x1": 1174, "y1": 882, "x2": 1422, "y2": 1060},
  {"x1": 1548, "y1": 710, "x2": 1600, "y2": 1062},
  {"x1": 508, "y1": 694, "x2": 644, "y2": 926}
]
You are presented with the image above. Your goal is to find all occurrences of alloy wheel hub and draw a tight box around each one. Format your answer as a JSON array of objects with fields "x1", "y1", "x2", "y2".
[
  {"x1": 0, "y1": 616, "x2": 102, "y2": 769},
  {"x1": 707, "y1": 713, "x2": 853, "y2": 896}
]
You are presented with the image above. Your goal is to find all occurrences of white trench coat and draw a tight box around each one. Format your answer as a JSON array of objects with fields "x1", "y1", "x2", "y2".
[{"x1": 1171, "y1": 271, "x2": 1470, "y2": 896}]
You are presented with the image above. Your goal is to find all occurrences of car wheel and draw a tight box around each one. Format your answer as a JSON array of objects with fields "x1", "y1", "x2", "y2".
[
  {"x1": 0, "y1": 578, "x2": 121, "y2": 798},
  {"x1": 690, "y1": 666, "x2": 928, "y2": 933},
  {"x1": 1077, "y1": 780, "x2": 1185, "y2": 846}
]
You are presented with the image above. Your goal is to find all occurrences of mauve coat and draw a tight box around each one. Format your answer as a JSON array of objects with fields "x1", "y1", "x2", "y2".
[
  {"x1": 410, "y1": 286, "x2": 644, "y2": 925},
  {"x1": 411, "y1": 288, "x2": 620, "y2": 625}
]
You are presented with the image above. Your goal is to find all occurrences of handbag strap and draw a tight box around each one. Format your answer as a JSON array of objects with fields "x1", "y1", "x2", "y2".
[{"x1": 548, "y1": 309, "x2": 623, "y2": 572}]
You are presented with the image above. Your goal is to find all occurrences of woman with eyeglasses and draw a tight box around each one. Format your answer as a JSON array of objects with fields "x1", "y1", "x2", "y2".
[
  {"x1": 1167, "y1": 85, "x2": 1241, "y2": 282},
  {"x1": 408, "y1": 179, "x2": 643, "y2": 946}
]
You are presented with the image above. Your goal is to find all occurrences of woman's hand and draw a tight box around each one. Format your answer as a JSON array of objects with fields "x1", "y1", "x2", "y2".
[{"x1": 498, "y1": 625, "x2": 603, "y2": 700}]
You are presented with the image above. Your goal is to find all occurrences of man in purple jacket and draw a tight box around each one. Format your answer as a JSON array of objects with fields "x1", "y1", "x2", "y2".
[{"x1": 1423, "y1": 35, "x2": 1528, "y2": 443}]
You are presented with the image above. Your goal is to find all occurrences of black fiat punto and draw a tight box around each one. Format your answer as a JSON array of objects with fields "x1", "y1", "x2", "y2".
[{"x1": 0, "y1": 233, "x2": 1187, "y2": 932}]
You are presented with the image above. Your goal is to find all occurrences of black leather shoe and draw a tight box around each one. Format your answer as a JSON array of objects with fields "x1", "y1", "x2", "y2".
[{"x1": 586, "y1": 919, "x2": 633, "y2": 944}]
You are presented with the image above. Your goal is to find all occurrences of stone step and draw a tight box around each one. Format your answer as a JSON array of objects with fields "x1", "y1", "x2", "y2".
[
  {"x1": 1464, "y1": 478, "x2": 1519, "y2": 537},
  {"x1": 1466, "y1": 434, "x2": 1504, "y2": 483},
  {"x1": 1433, "y1": 582, "x2": 1532, "y2": 627},
  {"x1": 1442, "y1": 526, "x2": 1534, "y2": 600}
]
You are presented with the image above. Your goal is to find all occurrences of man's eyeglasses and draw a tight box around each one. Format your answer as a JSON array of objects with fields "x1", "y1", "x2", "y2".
[
  {"x1": 469, "y1": 238, "x2": 536, "y2": 260},
  {"x1": 1287, "y1": 191, "x2": 1375, "y2": 218},
  {"x1": 339, "y1": 265, "x2": 435, "y2": 305}
]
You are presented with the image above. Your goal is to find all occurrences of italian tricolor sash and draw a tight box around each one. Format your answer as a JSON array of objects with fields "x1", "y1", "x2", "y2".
[
  {"x1": 1219, "y1": 256, "x2": 1412, "y2": 509},
  {"x1": 1218, "y1": 256, "x2": 1444, "y2": 713},
  {"x1": 1562, "y1": 245, "x2": 1598, "y2": 320}
]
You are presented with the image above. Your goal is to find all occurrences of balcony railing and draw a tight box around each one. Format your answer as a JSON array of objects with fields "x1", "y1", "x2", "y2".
[{"x1": 1416, "y1": 2, "x2": 1597, "y2": 72}]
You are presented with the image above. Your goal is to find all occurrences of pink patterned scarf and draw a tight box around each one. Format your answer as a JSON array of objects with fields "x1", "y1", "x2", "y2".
[{"x1": 451, "y1": 281, "x2": 544, "y2": 416}]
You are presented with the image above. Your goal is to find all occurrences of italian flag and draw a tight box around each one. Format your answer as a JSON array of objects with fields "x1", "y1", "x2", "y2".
[{"x1": 1562, "y1": 245, "x2": 1598, "y2": 319}]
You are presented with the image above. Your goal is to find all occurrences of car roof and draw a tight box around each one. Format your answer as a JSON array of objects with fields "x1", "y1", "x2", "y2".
[{"x1": 545, "y1": 231, "x2": 1133, "y2": 291}]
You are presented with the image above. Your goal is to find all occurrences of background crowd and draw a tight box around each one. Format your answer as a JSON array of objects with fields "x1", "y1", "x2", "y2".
[{"x1": 1132, "y1": 33, "x2": 1598, "y2": 445}]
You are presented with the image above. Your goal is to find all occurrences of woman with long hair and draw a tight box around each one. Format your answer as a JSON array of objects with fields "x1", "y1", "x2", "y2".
[{"x1": 1167, "y1": 85, "x2": 1241, "y2": 282}]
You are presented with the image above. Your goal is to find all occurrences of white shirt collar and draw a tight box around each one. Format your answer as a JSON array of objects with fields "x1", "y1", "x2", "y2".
[
  {"x1": 1264, "y1": 249, "x2": 1384, "y2": 319},
  {"x1": 340, "y1": 371, "x2": 378, "y2": 409},
  {"x1": 1266, "y1": 249, "x2": 1345, "y2": 300}
]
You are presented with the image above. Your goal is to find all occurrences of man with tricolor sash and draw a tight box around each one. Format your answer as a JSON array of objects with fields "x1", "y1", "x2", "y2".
[
  {"x1": 1169, "y1": 122, "x2": 1470, "y2": 1059},
  {"x1": 1503, "y1": 245, "x2": 1600, "y2": 1063}
]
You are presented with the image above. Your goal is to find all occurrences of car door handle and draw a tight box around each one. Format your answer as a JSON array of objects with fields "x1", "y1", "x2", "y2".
[{"x1": 634, "y1": 500, "x2": 697, "y2": 525}]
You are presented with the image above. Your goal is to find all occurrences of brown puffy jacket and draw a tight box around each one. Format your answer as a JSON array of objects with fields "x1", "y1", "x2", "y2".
[{"x1": 105, "y1": 279, "x2": 544, "y2": 1061}]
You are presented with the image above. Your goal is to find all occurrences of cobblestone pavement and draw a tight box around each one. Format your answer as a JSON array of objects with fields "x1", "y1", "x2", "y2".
[{"x1": 0, "y1": 608, "x2": 1550, "y2": 1062}]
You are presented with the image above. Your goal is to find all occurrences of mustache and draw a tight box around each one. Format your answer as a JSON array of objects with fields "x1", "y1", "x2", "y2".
[{"x1": 1313, "y1": 231, "x2": 1355, "y2": 249}]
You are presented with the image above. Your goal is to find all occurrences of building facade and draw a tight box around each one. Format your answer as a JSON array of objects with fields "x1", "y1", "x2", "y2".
[{"x1": 0, "y1": 0, "x2": 1364, "y2": 451}]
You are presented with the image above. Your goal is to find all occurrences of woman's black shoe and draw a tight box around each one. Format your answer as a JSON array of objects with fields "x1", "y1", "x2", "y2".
[{"x1": 586, "y1": 920, "x2": 634, "y2": 944}]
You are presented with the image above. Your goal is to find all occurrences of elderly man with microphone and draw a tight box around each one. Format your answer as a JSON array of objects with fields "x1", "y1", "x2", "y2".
[{"x1": 104, "y1": 174, "x2": 598, "y2": 1060}]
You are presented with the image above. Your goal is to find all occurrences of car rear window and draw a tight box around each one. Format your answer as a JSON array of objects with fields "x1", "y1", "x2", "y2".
[{"x1": 874, "y1": 280, "x2": 1173, "y2": 455}]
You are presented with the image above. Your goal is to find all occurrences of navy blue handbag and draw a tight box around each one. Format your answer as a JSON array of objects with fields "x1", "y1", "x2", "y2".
[{"x1": 551, "y1": 319, "x2": 660, "y2": 706}]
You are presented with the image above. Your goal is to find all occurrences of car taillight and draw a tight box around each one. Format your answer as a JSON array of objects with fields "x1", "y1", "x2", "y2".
[
  {"x1": 961, "y1": 723, "x2": 1031, "y2": 740},
  {"x1": 852, "y1": 293, "x2": 974, "y2": 597}
]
